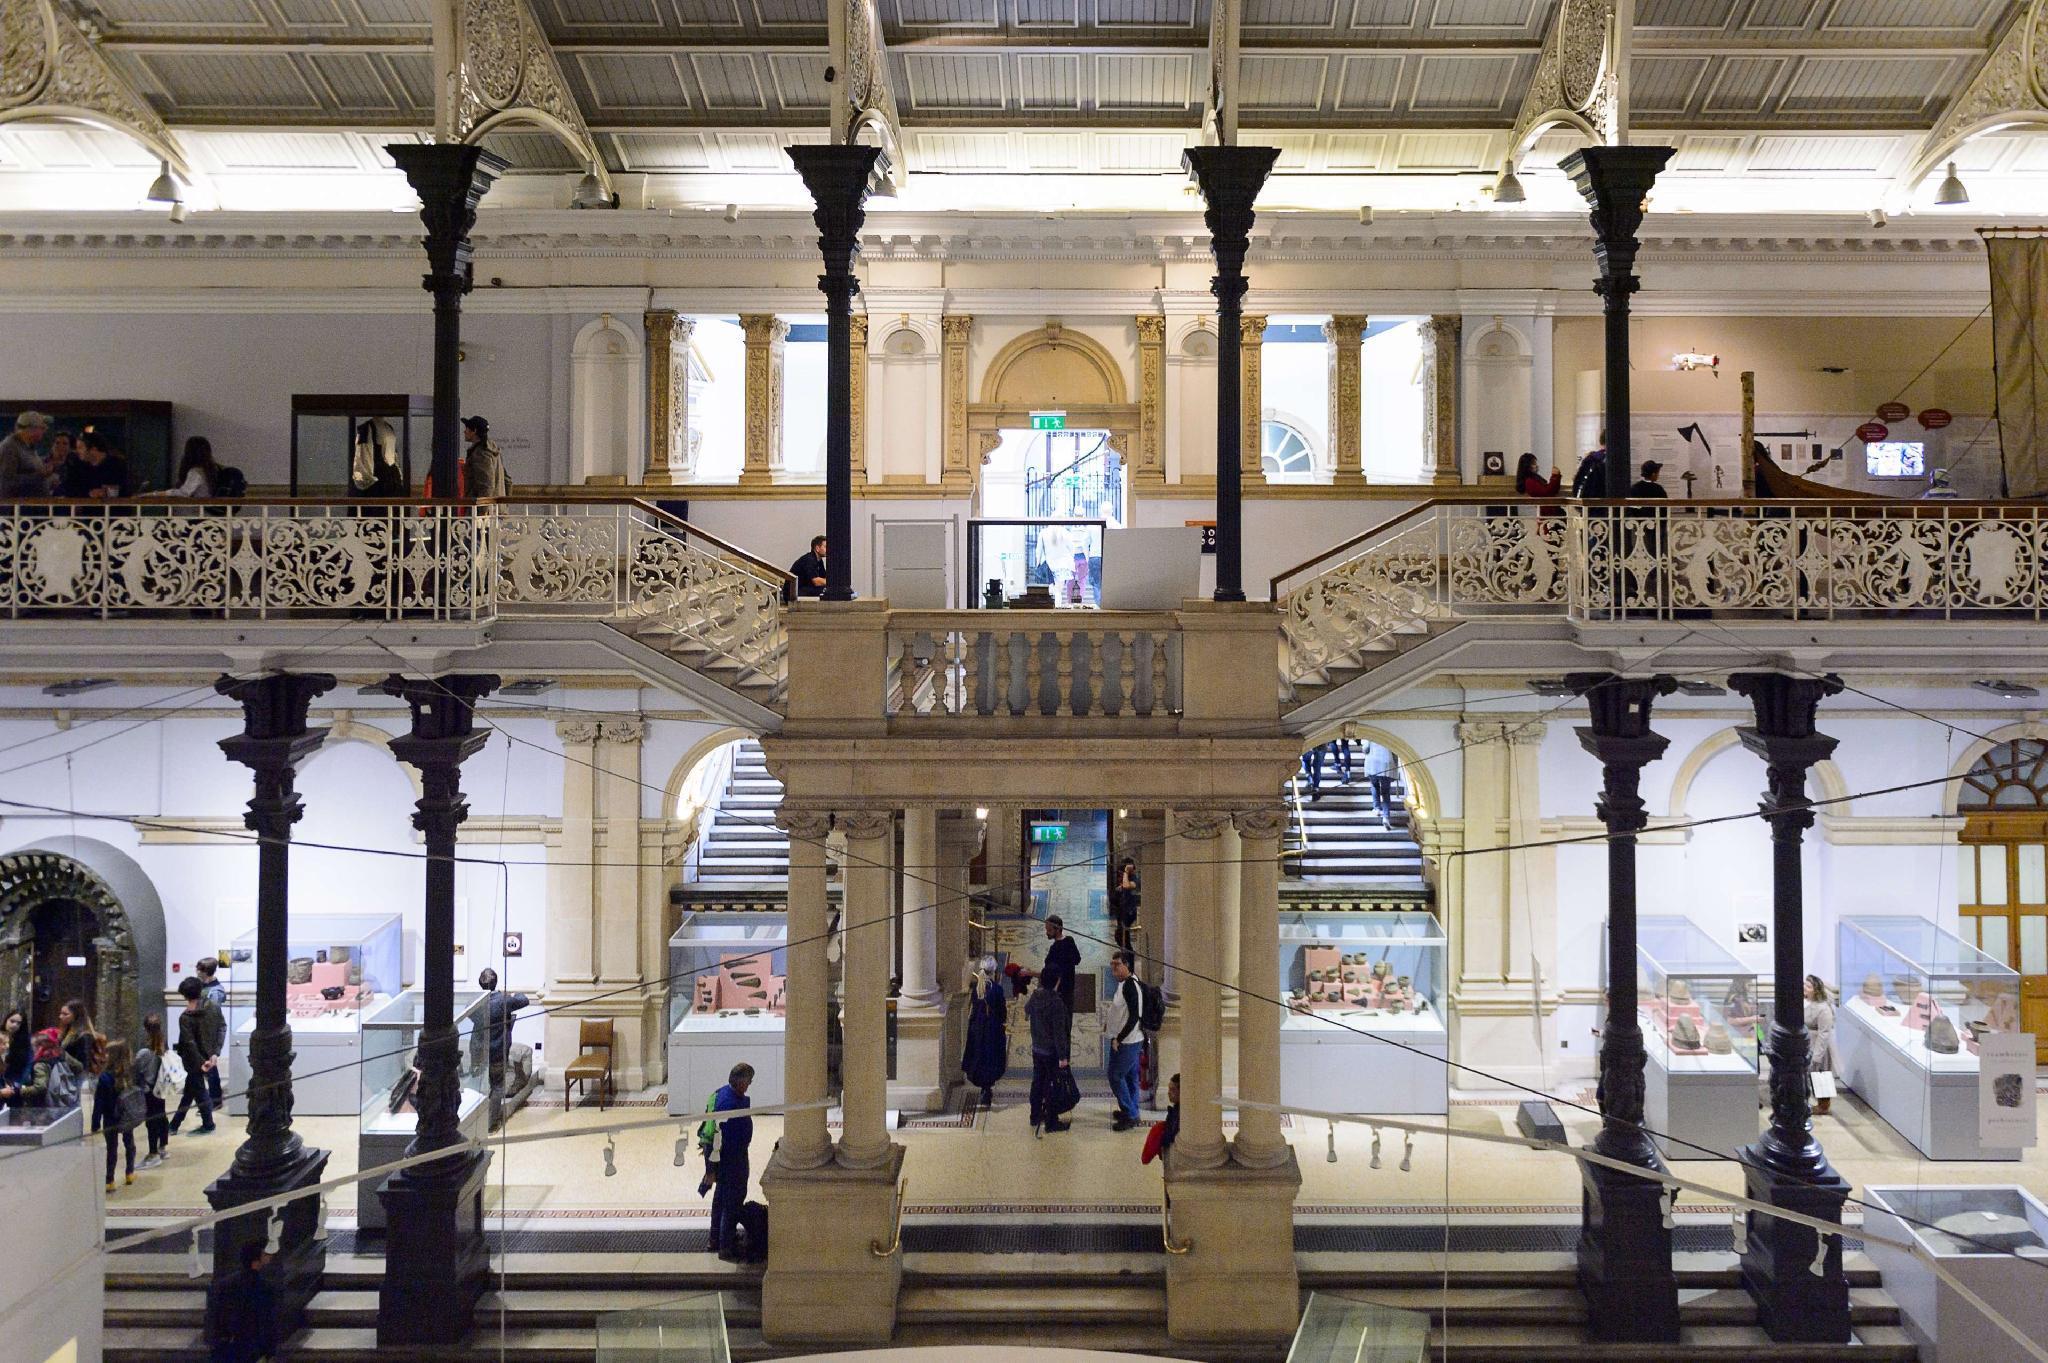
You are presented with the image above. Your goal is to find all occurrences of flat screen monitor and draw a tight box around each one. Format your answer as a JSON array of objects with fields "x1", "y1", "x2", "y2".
[{"x1": 1866, "y1": 441, "x2": 1926, "y2": 479}]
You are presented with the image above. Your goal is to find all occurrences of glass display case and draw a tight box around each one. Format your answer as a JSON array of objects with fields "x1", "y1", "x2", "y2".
[
  {"x1": 227, "y1": 912, "x2": 403, "y2": 1117},
  {"x1": 357, "y1": 988, "x2": 489, "y2": 1232},
  {"x1": 0, "y1": 399, "x2": 174, "y2": 492},
  {"x1": 1836, "y1": 915, "x2": 2024, "y2": 1160},
  {"x1": 1278, "y1": 909, "x2": 1447, "y2": 1114},
  {"x1": 664, "y1": 911, "x2": 787, "y2": 1115},
  {"x1": 291, "y1": 393, "x2": 431, "y2": 496},
  {"x1": 967, "y1": 519, "x2": 1107, "y2": 607},
  {"x1": 1865, "y1": 1185, "x2": 2048, "y2": 1362},
  {"x1": 1630, "y1": 916, "x2": 1761, "y2": 1160}
]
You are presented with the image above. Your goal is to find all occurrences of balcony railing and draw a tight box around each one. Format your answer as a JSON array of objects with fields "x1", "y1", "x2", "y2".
[{"x1": 886, "y1": 611, "x2": 1180, "y2": 719}]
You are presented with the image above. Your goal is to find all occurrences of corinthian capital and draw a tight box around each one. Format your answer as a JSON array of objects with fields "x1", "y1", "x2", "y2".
[
  {"x1": 1232, "y1": 806, "x2": 1290, "y2": 841},
  {"x1": 555, "y1": 719, "x2": 601, "y2": 746},
  {"x1": 837, "y1": 808, "x2": 895, "y2": 841}
]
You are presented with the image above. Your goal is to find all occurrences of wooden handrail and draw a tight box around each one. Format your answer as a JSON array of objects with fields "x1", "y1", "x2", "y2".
[{"x1": 620, "y1": 497, "x2": 796, "y2": 590}]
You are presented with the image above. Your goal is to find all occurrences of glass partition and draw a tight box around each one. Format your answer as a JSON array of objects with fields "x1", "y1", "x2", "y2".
[
  {"x1": 1286, "y1": 1292, "x2": 1430, "y2": 1363},
  {"x1": 1630, "y1": 915, "x2": 1761, "y2": 1160},
  {"x1": 1278, "y1": 909, "x2": 1447, "y2": 1114},
  {"x1": 967, "y1": 518, "x2": 1106, "y2": 607},
  {"x1": 357, "y1": 988, "x2": 488, "y2": 1232},
  {"x1": 227, "y1": 912, "x2": 402, "y2": 1117},
  {"x1": 665, "y1": 912, "x2": 787, "y2": 1115},
  {"x1": 594, "y1": 1292, "x2": 730, "y2": 1363}
]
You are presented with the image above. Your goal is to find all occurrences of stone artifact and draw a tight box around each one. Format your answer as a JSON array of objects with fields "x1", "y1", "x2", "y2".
[
  {"x1": 288, "y1": 956, "x2": 314, "y2": 985},
  {"x1": 1925, "y1": 1012, "x2": 1961, "y2": 1054},
  {"x1": 1668, "y1": 978, "x2": 1692, "y2": 1003},
  {"x1": 1669, "y1": 1014, "x2": 1706, "y2": 1053},
  {"x1": 1704, "y1": 1022, "x2": 1733, "y2": 1054}
]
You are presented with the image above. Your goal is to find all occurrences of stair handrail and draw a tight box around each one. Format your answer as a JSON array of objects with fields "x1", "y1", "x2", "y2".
[
  {"x1": 1269, "y1": 500, "x2": 1449, "y2": 601},
  {"x1": 871, "y1": 1176, "x2": 910, "y2": 1257},
  {"x1": 1161, "y1": 1175, "x2": 1192, "y2": 1255},
  {"x1": 497, "y1": 495, "x2": 796, "y2": 596}
]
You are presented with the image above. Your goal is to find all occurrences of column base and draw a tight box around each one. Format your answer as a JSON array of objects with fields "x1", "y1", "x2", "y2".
[
  {"x1": 760, "y1": 1142, "x2": 906, "y2": 1345},
  {"x1": 1738, "y1": 1148, "x2": 1851, "y2": 1343},
  {"x1": 1427, "y1": 468, "x2": 1463, "y2": 487},
  {"x1": 1576, "y1": 1156, "x2": 1680, "y2": 1342},
  {"x1": 1164, "y1": 1149, "x2": 1302, "y2": 1343},
  {"x1": 738, "y1": 469, "x2": 775, "y2": 487},
  {"x1": 375, "y1": 1149, "x2": 494, "y2": 1346},
  {"x1": 205, "y1": 1146, "x2": 331, "y2": 1338}
]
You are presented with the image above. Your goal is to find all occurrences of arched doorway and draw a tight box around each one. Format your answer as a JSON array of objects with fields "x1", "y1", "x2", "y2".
[
  {"x1": 1955, "y1": 737, "x2": 2048, "y2": 1060},
  {"x1": 0, "y1": 841, "x2": 165, "y2": 1046}
]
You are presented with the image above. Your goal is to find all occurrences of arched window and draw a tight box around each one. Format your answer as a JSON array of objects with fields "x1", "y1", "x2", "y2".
[
  {"x1": 1262, "y1": 420, "x2": 1315, "y2": 480},
  {"x1": 1959, "y1": 740, "x2": 2048, "y2": 810},
  {"x1": 1956, "y1": 738, "x2": 2048, "y2": 1060}
]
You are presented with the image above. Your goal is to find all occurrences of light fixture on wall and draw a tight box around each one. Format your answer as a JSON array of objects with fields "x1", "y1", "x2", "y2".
[
  {"x1": 42, "y1": 677, "x2": 116, "y2": 697},
  {"x1": 144, "y1": 159, "x2": 182, "y2": 207},
  {"x1": 571, "y1": 164, "x2": 614, "y2": 210},
  {"x1": 1973, "y1": 679, "x2": 2039, "y2": 699},
  {"x1": 499, "y1": 678, "x2": 557, "y2": 696},
  {"x1": 1934, "y1": 161, "x2": 1970, "y2": 207},
  {"x1": 723, "y1": 203, "x2": 741, "y2": 223},
  {"x1": 1492, "y1": 161, "x2": 1526, "y2": 205},
  {"x1": 1675, "y1": 680, "x2": 1726, "y2": 697},
  {"x1": 1356, "y1": 205, "x2": 1374, "y2": 226}
]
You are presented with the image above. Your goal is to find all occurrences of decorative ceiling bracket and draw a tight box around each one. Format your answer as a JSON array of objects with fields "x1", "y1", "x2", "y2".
[
  {"x1": 1505, "y1": 0, "x2": 1618, "y2": 168},
  {"x1": 831, "y1": 0, "x2": 904, "y2": 193},
  {"x1": 0, "y1": 0, "x2": 191, "y2": 179},
  {"x1": 1895, "y1": 0, "x2": 2048, "y2": 201},
  {"x1": 448, "y1": 0, "x2": 613, "y2": 197},
  {"x1": 1201, "y1": 0, "x2": 1242, "y2": 146}
]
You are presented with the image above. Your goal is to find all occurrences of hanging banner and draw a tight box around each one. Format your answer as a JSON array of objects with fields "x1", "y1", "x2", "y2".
[
  {"x1": 1919, "y1": 408, "x2": 1953, "y2": 430},
  {"x1": 1856, "y1": 422, "x2": 1889, "y2": 443},
  {"x1": 1986, "y1": 234, "x2": 2048, "y2": 497},
  {"x1": 1876, "y1": 401, "x2": 1910, "y2": 423},
  {"x1": 1978, "y1": 1032, "x2": 2038, "y2": 1148}
]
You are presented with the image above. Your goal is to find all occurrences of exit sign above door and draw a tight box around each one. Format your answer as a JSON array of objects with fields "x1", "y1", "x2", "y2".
[{"x1": 1030, "y1": 411, "x2": 1066, "y2": 431}]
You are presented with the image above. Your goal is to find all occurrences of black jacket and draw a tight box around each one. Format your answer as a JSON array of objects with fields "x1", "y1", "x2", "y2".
[
  {"x1": 790, "y1": 551, "x2": 828, "y2": 597},
  {"x1": 1569, "y1": 450, "x2": 1606, "y2": 500},
  {"x1": 1026, "y1": 988, "x2": 1069, "y2": 1060},
  {"x1": 1041, "y1": 936, "x2": 1081, "y2": 1010},
  {"x1": 208, "y1": 1266, "x2": 280, "y2": 1363}
]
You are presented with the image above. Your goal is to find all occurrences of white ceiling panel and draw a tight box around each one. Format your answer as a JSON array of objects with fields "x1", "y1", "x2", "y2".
[
  {"x1": 1428, "y1": 0, "x2": 1538, "y2": 26},
  {"x1": 1335, "y1": 55, "x2": 1403, "y2": 111},
  {"x1": 749, "y1": 0, "x2": 827, "y2": 25},
  {"x1": 1349, "y1": 0, "x2": 1421, "y2": 23},
  {"x1": 1633, "y1": 56, "x2": 1709, "y2": 112},
  {"x1": 915, "y1": 132, "x2": 1013, "y2": 169},
  {"x1": 385, "y1": 53, "x2": 436, "y2": 107},
  {"x1": 1095, "y1": 0, "x2": 1200, "y2": 24},
  {"x1": 1743, "y1": 0, "x2": 1821, "y2": 27},
  {"x1": 196, "y1": 131, "x2": 369, "y2": 170},
  {"x1": 2, "y1": 129, "x2": 96, "y2": 170},
  {"x1": 304, "y1": 53, "x2": 403, "y2": 112},
  {"x1": 1821, "y1": 0, "x2": 1997, "y2": 29},
  {"x1": 1241, "y1": 56, "x2": 1329, "y2": 111},
  {"x1": 1394, "y1": 130, "x2": 1493, "y2": 169},
  {"x1": 1637, "y1": 0, "x2": 1738, "y2": 26},
  {"x1": 1669, "y1": 134, "x2": 1747, "y2": 171},
  {"x1": 611, "y1": 132, "x2": 714, "y2": 169},
  {"x1": 140, "y1": 52, "x2": 325, "y2": 111},
  {"x1": 579, "y1": 53, "x2": 691, "y2": 110},
  {"x1": 478, "y1": 131, "x2": 585, "y2": 171},
  {"x1": 273, "y1": 0, "x2": 349, "y2": 23},
  {"x1": 1015, "y1": 0, "x2": 1082, "y2": 23},
  {"x1": 350, "y1": 0, "x2": 435, "y2": 22},
  {"x1": 1021, "y1": 132, "x2": 1087, "y2": 168},
  {"x1": 1015, "y1": 54, "x2": 1083, "y2": 109},
  {"x1": 1410, "y1": 55, "x2": 1519, "y2": 111},
  {"x1": 2009, "y1": 139, "x2": 2048, "y2": 172},
  {"x1": 96, "y1": 0, "x2": 267, "y2": 25},
  {"x1": 669, "y1": 0, "x2": 749, "y2": 21},
  {"x1": 1270, "y1": 133, "x2": 1317, "y2": 168},
  {"x1": 766, "y1": 53, "x2": 831, "y2": 107},
  {"x1": 1095, "y1": 132, "x2": 1189, "y2": 169},
  {"x1": 690, "y1": 53, "x2": 768, "y2": 108},
  {"x1": 547, "y1": 0, "x2": 667, "y2": 23},
  {"x1": 903, "y1": 53, "x2": 1007, "y2": 108},
  {"x1": 1244, "y1": 0, "x2": 1342, "y2": 26},
  {"x1": 1745, "y1": 134, "x2": 1895, "y2": 173},
  {"x1": 1323, "y1": 132, "x2": 1388, "y2": 169},
  {"x1": 717, "y1": 131, "x2": 794, "y2": 167},
  {"x1": 1780, "y1": 56, "x2": 1952, "y2": 113},
  {"x1": 1701, "y1": 56, "x2": 1785, "y2": 113},
  {"x1": 893, "y1": 0, "x2": 1002, "y2": 22},
  {"x1": 1095, "y1": 54, "x2": 1193, "y2": 109}
]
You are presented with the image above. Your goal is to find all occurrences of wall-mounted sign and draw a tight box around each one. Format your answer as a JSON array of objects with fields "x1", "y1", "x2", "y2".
[
  {"x1": 1919, "y1": 408, "x2": 1953, "y2": 430},
  {"x1": 1029, "y1": 823, "x2": 1068, "y2": 844},
  {"x1": 1029, "y1": 411, "x2": 1066, "y2": 431},
  {"x1": 1876, "y1": 401, "x2": 1911, "y2": 423},
  {"x1": 1482, "y1": 450, "x2": 1507, "y2": 476},
  {"x1": 1185, "y1": 520, "x2": 1217, "y2": 554},
  {"x1": 503, "y1": 932, "x2": 524, "y2": 959},
  {"x1": 1856, "y1": 422, "x2": 1890, "y2": 443},
  {"x1": 1979, "y1": 1032, "x2": 2038, "y2": 1148}
]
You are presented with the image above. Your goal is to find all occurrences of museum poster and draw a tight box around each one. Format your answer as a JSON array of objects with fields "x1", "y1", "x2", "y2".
[{"x1": 1978, "y1": 1032, "x2": 2038, "y2": 1149}]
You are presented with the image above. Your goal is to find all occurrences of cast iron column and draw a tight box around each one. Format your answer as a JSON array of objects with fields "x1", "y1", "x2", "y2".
[
  {"x1": 1567, "y1": 671, "x2": 1681, "y2": 1343},
  {"x1": 205, "y1": 672, "x2": 336, "y2": 1336},
  {"x1": 387, "y1": 144, "x2": 505, "y2": 499},
  {"x1": 1730, "y1": 671, "x2": 1851, "y2": 1343},
  {"x1": 1561, "y1": 146, "x2": 1674, "y2": 500},
  {"x1": 374, "y1": 673, "x2": 499, "y2": 1346},
  {"x1": 788, "y1": 144, "x2": 881, "y2": 602},
  {"x1": 1183, "y1": 145, "x2": 1279, "y2": 603}
]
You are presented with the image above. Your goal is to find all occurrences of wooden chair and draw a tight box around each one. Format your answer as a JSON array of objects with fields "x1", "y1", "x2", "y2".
[{"x1": 564, "y1": 1018, "x2": 615, "y2": 1110}]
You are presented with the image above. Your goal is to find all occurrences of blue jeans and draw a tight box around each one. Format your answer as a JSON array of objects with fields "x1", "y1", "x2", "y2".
[
  {"x1": 1107, "y1": 1039, "x2": 1142, "y2": 1122},
  {"x1": 708, "y1": 1158, "x2": 749, "y2": 1252}
]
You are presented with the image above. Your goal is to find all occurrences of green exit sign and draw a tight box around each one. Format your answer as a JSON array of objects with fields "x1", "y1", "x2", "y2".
[
  {"x1": 1030, "y1": 411, "x2": 1066, "y2": 431},
  {"x1": 1029, "y1": 823, "x2": 1068, "y2": 844}
]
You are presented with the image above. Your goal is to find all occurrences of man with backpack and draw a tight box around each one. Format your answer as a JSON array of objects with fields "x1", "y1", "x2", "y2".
[
  {"x1": 171, "y1": 977, "x2": 220, "y2": 1135},
  {"x1": 695, "y1": 1062, "x2": 754, "y2": 1262},
  {"x1": 1103, "y1": 951, "x2": 1151, "y2": 1131}
]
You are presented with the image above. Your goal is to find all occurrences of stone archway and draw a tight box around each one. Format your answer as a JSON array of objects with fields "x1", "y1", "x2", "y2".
[
  {"x1": 968, "y1": 323, "x2": 1141, "y2": 504},
  {"x1": 0, "y1": 838, "x2": 166, "y2": 1047}
]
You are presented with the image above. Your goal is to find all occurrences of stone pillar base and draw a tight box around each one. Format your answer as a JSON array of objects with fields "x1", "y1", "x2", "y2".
[
  {"x1": 1739, "y1": 1156, "x2": 1851, "y2": 1343},
  {"x1": 1164, "y1": 1150, "x2": 1303, "y2": 1343},
  {"x1": 760, "y1": 1142, "x2": 906, "y2": 1345},
  {"x1": 205, "y1": 1147, "x2": 331, "y2": 1338},
  {"x1": 1577, "y1": 1158, "x2": 1680, "y2": 1342},
  {"x1": 375, "y1": 1149, "x2": 494, "y2": 1345}
]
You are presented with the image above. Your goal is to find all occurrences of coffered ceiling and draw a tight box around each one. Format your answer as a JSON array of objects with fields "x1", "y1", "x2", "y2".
[{"x1": 14, "y1": 0, "x2": 2046, "y2": 212}]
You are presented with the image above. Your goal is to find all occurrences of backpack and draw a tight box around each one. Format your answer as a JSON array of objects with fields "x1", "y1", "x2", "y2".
[
  {"x1": 43, "y1": 1055, "x2": 82, "y2": 1109},
  {"x1": 212, "y1": 465, "x2": 248, "y2": 498},
  {"x1": 735, "y1": 1200, "x2": 770, "y2": 1262},
  {"x1": 1137, "y1": 979, "x2": 1166, "y2": 1033},
  {"x1": 155, "y1": 1048, "x2": 187, "y2": 1101}
]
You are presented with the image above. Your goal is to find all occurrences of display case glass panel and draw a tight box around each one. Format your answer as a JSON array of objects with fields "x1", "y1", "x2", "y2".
[
  {"x1": 359, "y1": 988, "x2": 488, "y2": 1137},
  {"x1": 229, "y1": 912, "x2": 402, "y2": 1037},
  {"x1": 1838, "y1": 915, "x2": 2020, "y2": 1072},
  {"x1": 967, "y1": 519, "x2": 1107, "y2": 607},
  {"x1": 1279, "y1": 909, "x2": 1445, "y2": 1027},
  {"x1": 668, "y1": 911, "x2": 787, "y2": 1030},
  {"x1": 1636, "y1": 916, "x2": 1761, "y2": 1074}
]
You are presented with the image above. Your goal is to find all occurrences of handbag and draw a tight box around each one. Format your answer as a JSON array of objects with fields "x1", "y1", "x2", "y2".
[
  {"x1": 1809, "y1": 1071, "x2": 1836, "y2": 1101},
  {"x1": 1050, "y1": 1067, "x2": 1080, "y2": 1117},
  {"x1": 116, "y1": 1086, "x2": 147, "y2": 1132}
]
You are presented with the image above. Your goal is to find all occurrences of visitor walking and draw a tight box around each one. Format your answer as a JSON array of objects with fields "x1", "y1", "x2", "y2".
[
  {"x1": 1569, "y1": 431, "x2": 1607, "y2": 500},
  {"x1": 1805, "y1": 975, "x2": 1838, "y2": 1116},
  {"x1": 1103, "y1": 951, "x2": 1143, "y2": 1131},
  {"x1": 1362, "y1": 742, "x2": 1398, "y2": 828},
  {"x1": 961, "y1": 957, "x2": 1008, "y2": 1107},
  {"x1": 196, "y1": 958, "x2": 228, "y2": 1110},
  {"x1": 790, "y1": 535, "x2": 829, "y2": 599},
  {"x1": 95, "y1": 1039, "x2": 142, "y2": 1193},
  {"x1": 1026, "y1": 973, "x2": 1070, "y2": 1136},
  {"x1": 478, "y1": 967, "x2": 529, "y2": 1125},
  {"x1": 171, "y1": 977, "x2": 220, "y2": 1135},
  {"x1": 207, "y1": 1239, "x2": 280, "y2": 1363},
  {"x1": 463, "y1": 416, "x2": 510, "y2": 499},
  {"x1": 1039, "y1": 915, "x2": 1080, "y2": 1020},
  {"x1": 136, "y1": 1012, "x2": 172, "y2": 1167},
  {"x1": 697, "y1": 1062, "x2": 755, "y2": 1262}
]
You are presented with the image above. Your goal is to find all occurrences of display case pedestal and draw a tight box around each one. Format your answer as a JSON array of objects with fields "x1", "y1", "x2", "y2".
[
  {"x1": 1163, "y1": 1151, "x2": 1304, "y2": 1344},
  {"x1": 358, "y1": 1090, "x2": 489, "y2": 1233},
  {"x1": 374, "y1": 1148, "x2": 494, "y2": 1345},
  {"x1": 1278, "y1": 1011, "x2": 1448, "y2": 1114},
  {"x1": 205, "y1": 1147, "x2": 330, "y2": 1340},
  {"x1": 666, "y1": 1014, "x2": 787, "y2": 1114},
  {"x1": 1864, "y1": 1185, "x2": 2048, "y2": 1363},
  {"x1": 1837, "y1": 1001, "x2": 2020, "y2": 1162},
  {"x1": 1643, "y1": 1029, "x2": 1761, "y2": 1160}
]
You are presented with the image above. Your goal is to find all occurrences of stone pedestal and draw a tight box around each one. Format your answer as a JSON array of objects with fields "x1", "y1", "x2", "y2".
[
  {"x1": 1164, "y1": 1151, "x2": 1303, "y2": 1343},
  {"x1": 204, "y1": 1148, "x2": 330, "y2": 1333},
  {"x1": 1577, "y1": 1159, "x2": 1681, "y2": 1341},
  {"x1": 760, "y1": 1144, "x2": 906, "y2": 1345},
  {"x1": 1740, "y1": 1160, "x2": 1852, "y2": 1342},
  {"x1": 374, "y1": 1148, "x2": 494, "y2": 1346}
]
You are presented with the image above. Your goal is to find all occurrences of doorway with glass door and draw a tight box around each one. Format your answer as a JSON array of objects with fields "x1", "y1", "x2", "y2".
[
  {"x1": 972, "y1": 428, "x2": 1124, "y2": 608},
  {"x1": 1958, "y1": 823, "x2": 2048, "y2": 1063}
]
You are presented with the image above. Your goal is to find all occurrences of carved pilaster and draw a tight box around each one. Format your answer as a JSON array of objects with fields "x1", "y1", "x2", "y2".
[
  {"x1": 1239, "y1": 313, "x2": 1266, "y2": 479},
  {"x1": 740, "y1": 314, "x2": 788, "y2": 486},
  {"x1": 1135, "y1": 315, "x2": 1167, "y2": 489},
  {"x1": 941, "y1": 314, "x2": 973, "y2": 489},
  {"x1": 1325, "y1": 315, "x2": 1366, "y2": 486},
  {"x1": 849, "y1": 312, "x2": 869, "y2": 481},
  {"x1": 1421, "y1": 315, "x2": 1462, "y2": 487},
  {"x1": 644, "y1": 309, "x2": 688, "y2": 484}
]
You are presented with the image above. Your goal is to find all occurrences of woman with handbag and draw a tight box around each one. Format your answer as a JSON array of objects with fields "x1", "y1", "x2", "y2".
[
  {"x1": 94, "y1": 1039, "x2": 145, "y2": 1192},
  {"x1": 1804, "y1": 975, "x2": 1838, "y2": 1116}
]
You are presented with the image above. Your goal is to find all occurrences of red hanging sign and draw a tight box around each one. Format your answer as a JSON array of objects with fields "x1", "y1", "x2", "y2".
[
  {"x1": 1876, "y1": 401, "x2": 1910, "y2": 423},
  {"x1": 1857, "y1": 422, "x2": 1890, "y2": 443},
  {"x1": 1919, "y1": 408, "x2": 1953, "y2": 430}
]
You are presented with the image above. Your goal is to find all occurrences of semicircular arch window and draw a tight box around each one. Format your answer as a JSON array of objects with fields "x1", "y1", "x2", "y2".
[{"x1": 1261, "y1": 420, "x2": 1315, "y2": 480}]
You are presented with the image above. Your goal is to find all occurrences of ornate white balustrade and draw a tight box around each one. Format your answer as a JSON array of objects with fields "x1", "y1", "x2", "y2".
[
  {"x1": 0, "y1": 499, "x2": 790, "y2": 696},
  {"x1": 885, "y1": 611, "x2": 1180, "y2": 719},
  {"x1": 1278, "y1": 501, "x2": 2048, "y2": 697}
]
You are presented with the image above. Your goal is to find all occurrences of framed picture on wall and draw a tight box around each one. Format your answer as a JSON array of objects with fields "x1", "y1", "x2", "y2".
[{"x1": 1482, "y1": 451, "x2": 1506, "y2": 476}]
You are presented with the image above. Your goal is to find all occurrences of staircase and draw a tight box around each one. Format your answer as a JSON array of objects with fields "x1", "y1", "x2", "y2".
[
  {"x1": 104, "y1": 1250, "x2": 1921, "y2": 1361},
  {"x1": 1282, "y1": 766, "x2": 1428, "y2": 890},
  {"x1": 690, "y1": 740, "x2": 789, "y2": 885}
]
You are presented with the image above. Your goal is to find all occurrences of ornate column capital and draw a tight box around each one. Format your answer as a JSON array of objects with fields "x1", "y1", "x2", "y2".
[
  {"x1": 1173, "y1": 810, "x2": 1232, "y2": 841},
  {"x1": 555, "y1": 718, "x2": 601, "y2": 746},
  {"x1": 837, "y1": 808, "x2": 895, "y2": 842},
  {"x1": 600, "y1": 717, "x2": 646, "y2": 745},
  {"x1": 1135, "y1": 314, "x2": 1167, "y2": 343},
  {"x1": 1232, "y1": 806, "x2": 1289, "y2": 841},
  {"x1": 778, "y1": 808, "x2": 835, "y2": 842}
]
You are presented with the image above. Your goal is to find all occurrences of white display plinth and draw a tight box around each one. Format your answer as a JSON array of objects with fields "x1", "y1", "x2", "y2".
[
  {"x1": 1642, "y1": 1026, "x2": 1760, "y2": 1160},
  {"x1": 1837, "y1": 999, "x2": 2019, "y2": 1162},
  {"x1": 1278, "y1": 1005, "x2": 1448, "y2": 1114},
  {"x1": 0, "y1": 1106, "x2": 101, "y2": 1363},
  {"x1": 666, "y1": 1012, "x2": 787, "y2": 1115},
  {"x1": 356, "y1": 1088, "x2": 490, "y2": 1231},
  {"x1": 1864, "y1": 1185, "x2": 2048, "y2": 1363},
  {"x1": 228, "y1": 1011, "x2": 367, "y2": 1117}
]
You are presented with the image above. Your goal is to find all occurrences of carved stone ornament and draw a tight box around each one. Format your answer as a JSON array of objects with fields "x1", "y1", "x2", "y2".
[
  {"x1": 845, "y1": 0, "x2": 876, "y2": 110},
  {"x1": 1557, "y1": 0, "x2": 1613, "y2": 114},
  {"x1": 454, "y1": 0, "x2": 604, "y2": 188},
  {"x1": 2031, "y1": 0, "x2": 2048, "y2": 108},
  {"x1": 778, "y1": 809, "x2": 835, "y2": 841},
  {"x1": 1175, "y1": 811, "x2": 1231, "y2": 841},
  {"x1": 2, "y1": 1, "x2": 187, "y2": 177},
  {"x1": 0, "y1": 0, "x2": 54, "y2": 108},
  {"x1": 463, "y1": 0, "x2": 525, "y2": 112},
  {"x1": 1233, "y1": 807, "x2": 1290, "y2": 841},
  {"x1": 601, "y1": 717, "x2": 646, "y2": 744},
  {"x1": 555, "y1": 718, "x2": 601, "y2": 746},
  {"x1": 837, "y1": 809, "x2": 895, "y2": 842}
]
